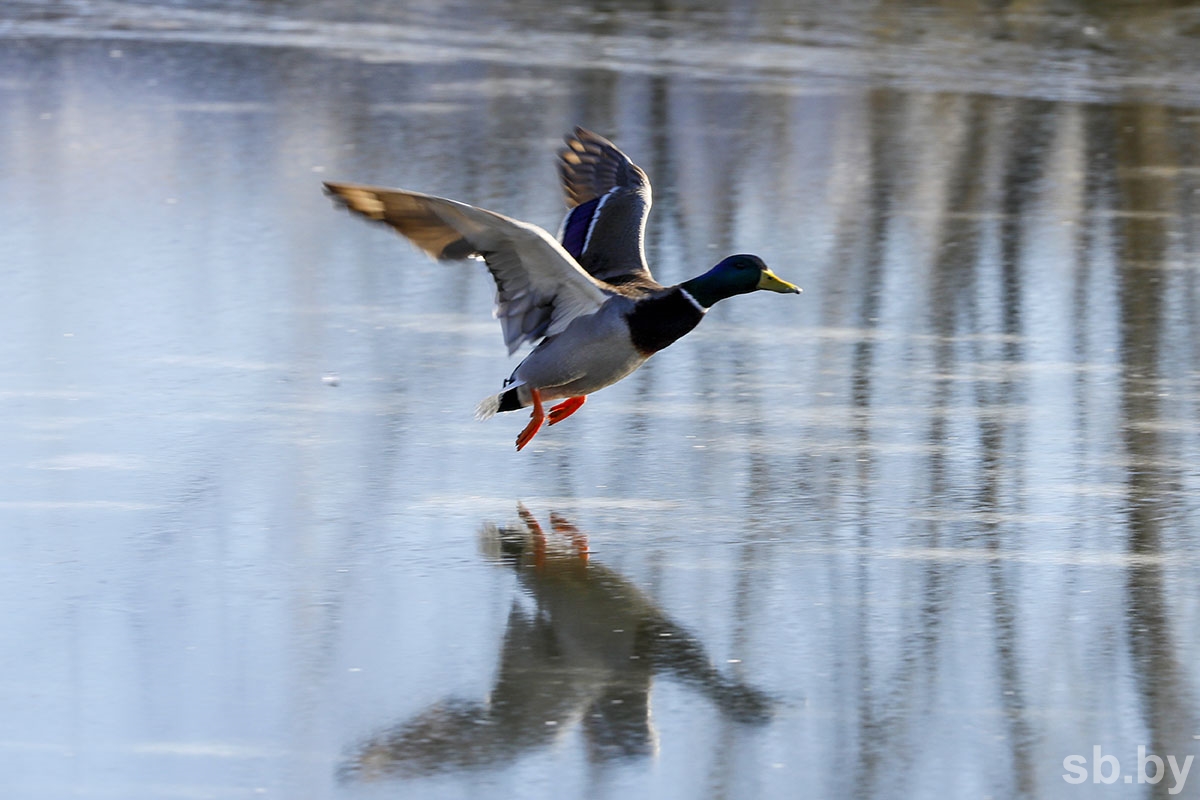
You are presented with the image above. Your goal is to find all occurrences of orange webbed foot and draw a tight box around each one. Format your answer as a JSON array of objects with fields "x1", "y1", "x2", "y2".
[
  {"x1": 515, "y1": 389, "x2": 545, "y2": 451},
  {"x1": 518, "y1": 504, "x2": 547, "y2": 569},
  {"x1": 547, "y1": 396, "x2": 586, "y2": 426},
  {"x1": 550, "y1": 513, "x2": 589, "y2": 563}
]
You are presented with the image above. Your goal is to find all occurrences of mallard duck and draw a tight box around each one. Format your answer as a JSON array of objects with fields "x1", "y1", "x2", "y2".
[{"x1": 324, "y1": 127, "x2": 801, "y2": 450}]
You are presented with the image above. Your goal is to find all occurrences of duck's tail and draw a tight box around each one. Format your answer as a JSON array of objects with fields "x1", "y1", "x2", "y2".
[{"x1": 475, "y1": 385, "x2": 525, "y2": 420}]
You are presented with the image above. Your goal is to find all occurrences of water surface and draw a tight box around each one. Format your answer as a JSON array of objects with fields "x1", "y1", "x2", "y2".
[{"x1": 1, "y1": 2, "x2": 1198, "y2": 799}]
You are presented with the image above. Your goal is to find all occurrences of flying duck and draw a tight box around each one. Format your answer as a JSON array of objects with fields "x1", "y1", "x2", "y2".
[{"x1": 324, "y1": 127, "x2": 801, "y2": 450}]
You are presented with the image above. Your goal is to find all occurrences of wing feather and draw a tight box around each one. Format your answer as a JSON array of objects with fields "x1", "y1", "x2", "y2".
[
  {"x1": 556, "y1": 127, "x2": 656, "y2": 286},
  {"x1": 324, "y1": 182, "x2": 610, "y2": 355}
]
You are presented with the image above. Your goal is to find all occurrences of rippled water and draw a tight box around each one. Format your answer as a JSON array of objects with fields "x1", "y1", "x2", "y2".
[{"x1": 1, "y1": 2, "x2": 1199, "y2": 799}]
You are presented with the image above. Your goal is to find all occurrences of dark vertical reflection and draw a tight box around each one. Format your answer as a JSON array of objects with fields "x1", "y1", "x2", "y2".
[
  {"x1": 927, "y1": 93, "x2": 990, "y2": 514},
  {"x1": 846, "y1": 87, "x2": 901, "y2": 799},
  {"x1": 1110, "y1": 101, "x2": 1199, "y2": 798},
  {"x1": 983, "y1": 98, "x2": 1055, "y2": 798},
  {"x1": 926, "y1": 91, "x2": 1043, "y2": 796}
]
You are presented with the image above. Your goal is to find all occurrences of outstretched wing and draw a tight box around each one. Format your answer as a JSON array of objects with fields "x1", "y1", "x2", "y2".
[
  {"x1": 557, "y1": 127, "x2": 656, "y2": 287},
  {"x1": 324, "y1": 182, "x2": 610, "y2": 355}
]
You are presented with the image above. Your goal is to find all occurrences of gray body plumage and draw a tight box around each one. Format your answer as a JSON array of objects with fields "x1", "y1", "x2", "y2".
[{"x1": 504, "y1": 295, "x2": 647, "y2": 406}]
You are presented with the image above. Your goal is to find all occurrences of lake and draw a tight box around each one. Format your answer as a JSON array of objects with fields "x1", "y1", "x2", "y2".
[{"x1": 1, "y1": 2, "x2": 1198, "y2": 798}]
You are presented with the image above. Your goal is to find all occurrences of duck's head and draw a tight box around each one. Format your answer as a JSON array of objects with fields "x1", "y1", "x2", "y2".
[{"x1": 681, "y1": 254, "x2": 802, "y2": 308}]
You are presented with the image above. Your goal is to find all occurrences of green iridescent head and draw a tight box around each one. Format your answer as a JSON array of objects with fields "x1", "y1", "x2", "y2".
[{"x1": 680, "y1": 254, "x2": 801, "y2": 308}]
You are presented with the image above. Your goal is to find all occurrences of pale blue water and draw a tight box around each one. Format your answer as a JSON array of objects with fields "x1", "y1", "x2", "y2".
[{"x1": 1, "y1": 3, "x2": 1199, "y2": 799}]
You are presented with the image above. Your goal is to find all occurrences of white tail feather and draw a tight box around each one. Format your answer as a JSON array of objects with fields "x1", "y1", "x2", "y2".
[{"x1": 475, "y1": 393, "x2": 502, "y2": 420}]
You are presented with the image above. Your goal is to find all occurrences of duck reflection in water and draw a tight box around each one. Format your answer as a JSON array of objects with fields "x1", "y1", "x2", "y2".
[{"x1": 341, "y1": 505, "x2": 772, "y2": 781}]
